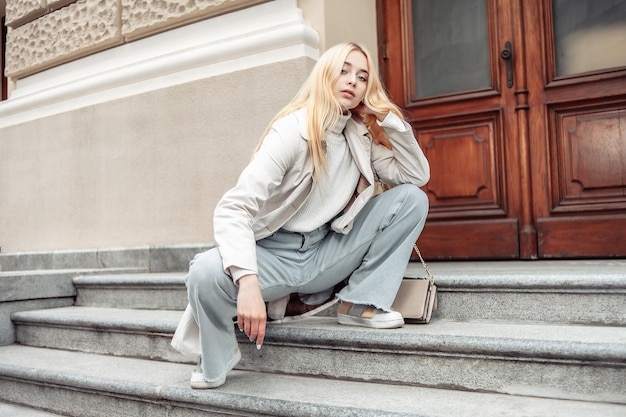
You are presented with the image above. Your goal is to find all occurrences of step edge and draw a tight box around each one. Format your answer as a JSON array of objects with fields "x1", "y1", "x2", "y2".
[
  {"x1": 0, "y1": 363, "x2": 418, "y2": 417},
  {"x1": 73, "y1": 273, "x2": 185, "y2": 287},
  {"x1": 261, "y1": 327, "x2": 626, "y2": 364},
  {"x1": 12, "y1": 309, "x2": 626, "y2": 364}
]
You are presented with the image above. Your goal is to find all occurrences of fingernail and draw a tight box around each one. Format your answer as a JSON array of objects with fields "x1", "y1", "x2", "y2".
[{"x1": 256, "y1": 344, "x2": 262, "y2": 350}]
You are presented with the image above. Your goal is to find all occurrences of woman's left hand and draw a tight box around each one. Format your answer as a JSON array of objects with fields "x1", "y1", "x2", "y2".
[{"x1": 236, "y1": 274, "x2": 266, "y2": 348}]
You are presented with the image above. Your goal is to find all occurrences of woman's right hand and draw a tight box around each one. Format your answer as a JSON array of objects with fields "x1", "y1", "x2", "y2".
[{"x1": 236, "y1": 274, "x2": 266, "y2": 348}]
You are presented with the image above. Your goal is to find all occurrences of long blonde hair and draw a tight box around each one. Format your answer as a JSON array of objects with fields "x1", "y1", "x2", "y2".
[{"x1": 256, "y1": 42, "x2": 403, "y2": 179}]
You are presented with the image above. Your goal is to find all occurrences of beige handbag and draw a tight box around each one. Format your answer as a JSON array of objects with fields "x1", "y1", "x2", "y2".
[{"x1": 392, "y1": 245, "x2": 437, "y2": 324}]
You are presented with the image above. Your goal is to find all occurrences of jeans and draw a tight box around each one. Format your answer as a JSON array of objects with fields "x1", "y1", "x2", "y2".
[{"x1": 185, "y1": 184, "x2": 429, "y2": 381}]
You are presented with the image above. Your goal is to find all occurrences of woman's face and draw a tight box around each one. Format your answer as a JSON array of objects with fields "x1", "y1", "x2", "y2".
[{"x1": 333, "y1": 50, "x2": 369, "y2": 112}]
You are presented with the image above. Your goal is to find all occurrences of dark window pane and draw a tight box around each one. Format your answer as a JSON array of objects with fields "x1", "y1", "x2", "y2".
[
  {"x1": 412, "y1": 0, "x2": 491, "y2": 98},
  {"x1": 553, "y1": 0, "x2": 626, "y2": 76}
]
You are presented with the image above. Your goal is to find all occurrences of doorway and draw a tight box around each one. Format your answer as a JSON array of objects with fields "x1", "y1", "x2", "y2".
[{"x1": 379, "y1": 0, "x2": 626, "y2": 259}]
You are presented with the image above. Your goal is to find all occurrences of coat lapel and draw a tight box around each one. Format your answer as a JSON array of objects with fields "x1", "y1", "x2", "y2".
[{"x1": 344, "y1": 117, "x2": 375, "y2": 187}]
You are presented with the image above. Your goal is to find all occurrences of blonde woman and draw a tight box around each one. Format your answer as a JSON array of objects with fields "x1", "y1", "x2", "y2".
[{"x1": 184, "y1": 42, "x2": 430, "y2": 389}]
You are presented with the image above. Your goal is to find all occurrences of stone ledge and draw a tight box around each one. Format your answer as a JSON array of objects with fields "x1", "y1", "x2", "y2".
[{"x1": 0, "y1": 245, "x2": 211, "y2": 273}]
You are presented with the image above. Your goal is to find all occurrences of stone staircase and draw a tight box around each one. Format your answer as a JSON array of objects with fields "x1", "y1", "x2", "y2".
[{"x1": 0, "y1": 249, "x2": 625, "y2": 416}]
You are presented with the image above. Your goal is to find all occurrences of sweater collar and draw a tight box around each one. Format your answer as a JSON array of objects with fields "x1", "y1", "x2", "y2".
[
  {"x1": 331, "y1": 112, "x2": 351, "y2": 134},
  {"x1": 295, "y1": 108, "x2": 369, "y2": 140}
]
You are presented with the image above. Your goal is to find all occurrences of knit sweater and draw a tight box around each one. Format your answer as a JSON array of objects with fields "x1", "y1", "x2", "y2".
[{"x1": 282, "y1": 112, "x2": 360, "y2": 232}]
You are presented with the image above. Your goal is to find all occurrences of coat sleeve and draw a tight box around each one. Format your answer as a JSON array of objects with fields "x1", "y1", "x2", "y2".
[
  {"x1": 213, "y1": 115, "x2": 303, "y2": 281},
  {"x1": 370, "y1": 112, "x2": 430, "y2": 186}
]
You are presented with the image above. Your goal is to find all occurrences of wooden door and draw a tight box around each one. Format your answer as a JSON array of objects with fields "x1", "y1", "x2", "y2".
[
  {"x1": 379, "y1": 0, "x2": 626, "y2": 259},
  {"x1": 525, "y1": 0, "x2": 626, "y2": 258}
]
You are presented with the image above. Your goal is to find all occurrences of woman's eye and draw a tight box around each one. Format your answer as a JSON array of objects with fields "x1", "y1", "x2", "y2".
[
  {"x1": 341, "y1": 69, "x2": 348, "y2": 74},
  {"x1": 358, "y1": 76, "x2": 368, "y2": 82}
]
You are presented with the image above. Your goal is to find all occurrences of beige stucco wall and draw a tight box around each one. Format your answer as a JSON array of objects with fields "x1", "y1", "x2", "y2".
[
  {"x1": 299, "y1": 0, "x2": 378, "y2": 67},
  {"x1": 0, "y1": 58, "x2": 313, "y2": 251},
  {"x1": 0, "y1": 0, "x2": 379, "y2": 253}
]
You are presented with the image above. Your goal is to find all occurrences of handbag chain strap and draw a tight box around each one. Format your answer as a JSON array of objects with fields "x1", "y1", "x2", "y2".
[{"x1": 413, "y1": 244, "x2": 434, "y2": 283}]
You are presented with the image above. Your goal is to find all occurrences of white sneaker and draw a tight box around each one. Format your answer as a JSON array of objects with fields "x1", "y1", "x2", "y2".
[
  {"x1": 337, "y1": 302, "x2": 404, "y2": 329},
  {"x1": 190, "y1": 348, "x2": 241, "y2": 389}
]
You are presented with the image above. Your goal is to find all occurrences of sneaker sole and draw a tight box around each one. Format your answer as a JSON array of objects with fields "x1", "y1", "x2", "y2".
[{"x1": 190, "y1": 372, "x2": 225, "y2": 389}]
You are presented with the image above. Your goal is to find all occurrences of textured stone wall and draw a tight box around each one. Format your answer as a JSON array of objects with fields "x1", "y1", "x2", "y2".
[
  {"x1": 5, "y1": 0, "x2": 46, "y2": 27},
  {"x1": 5, "y1": 0, "x2": 121, "y2": 78},
  {"x1": 5, "y1": 0, "x2": 74, "y2": 28},
  {"x1": 121, "y1": 0, "x2": 264, "y2": 41},
  {"x1": 4, "y1": 0, "x2": 267, "y2": 78}
]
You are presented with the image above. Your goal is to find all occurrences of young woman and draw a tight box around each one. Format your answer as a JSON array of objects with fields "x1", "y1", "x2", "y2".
[{"x1": 183, "y1": 42, "x2": 430, "y2": 389}]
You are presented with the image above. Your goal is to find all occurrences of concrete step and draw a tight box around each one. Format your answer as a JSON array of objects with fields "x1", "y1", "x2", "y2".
[
  {"x1": 70, "y1": 259, "x2": 626, "y2": 325},
  {"x1": 1, "y1": 345, "x2": 624, "y2": 417},
  {"x1": 0, "y1": 268, "x2": 148, "y2": 346},
  {"x1": 0, "y1": 268, "x2": 148, "y2": 303},
  {"x1": 73, "y1": 273, "x2": 187, "y2": 310},
  {"x1": 0, "y1": 401, "x2": 69, "y2": 416},
  {"x1": 12, "y1": 306, "x2": 187, "y2": 363},
  {"x1": 12, "y1": 306, "x2": 626, "y2": 403},
  {"x1": 425, "y1": 259, "x2": 626, "y2": 325}
]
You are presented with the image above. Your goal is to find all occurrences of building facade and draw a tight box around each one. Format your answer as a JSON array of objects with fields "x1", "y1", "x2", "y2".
[
  {"x1": 0, "y1": 0, "x2": 378, "y2": 253},
  {"x1": 1, "y1": 0, "x2": 625, "y2": 259}
]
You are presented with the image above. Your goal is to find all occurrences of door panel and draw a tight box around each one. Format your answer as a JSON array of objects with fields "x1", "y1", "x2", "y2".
[
  {"x1": 553, "y1": 107, "x2": 626, "y2": 210},
  {"x1": 420, "y1": 114, "x2": 506, "y2": 216},
  {"x1": 421, "y1": 219, "x2": 519, "y2": 258},
  {"x1": 538, "y1": 216, "x2": 626, "y2": 258}
]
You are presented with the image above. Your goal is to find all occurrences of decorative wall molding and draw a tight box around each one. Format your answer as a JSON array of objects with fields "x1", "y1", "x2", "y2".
[
  {"x1": 0, "y1": 0, "x2": 319, "y2": 128},
  {"x1": 5, "y1": 0, "x2": 268, "y2": 76}
]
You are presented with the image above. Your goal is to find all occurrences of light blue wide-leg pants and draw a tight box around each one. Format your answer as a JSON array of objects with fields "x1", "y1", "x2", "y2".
[{"x1": 185, "y1": 184, "x2": 428, "y2": 381}]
